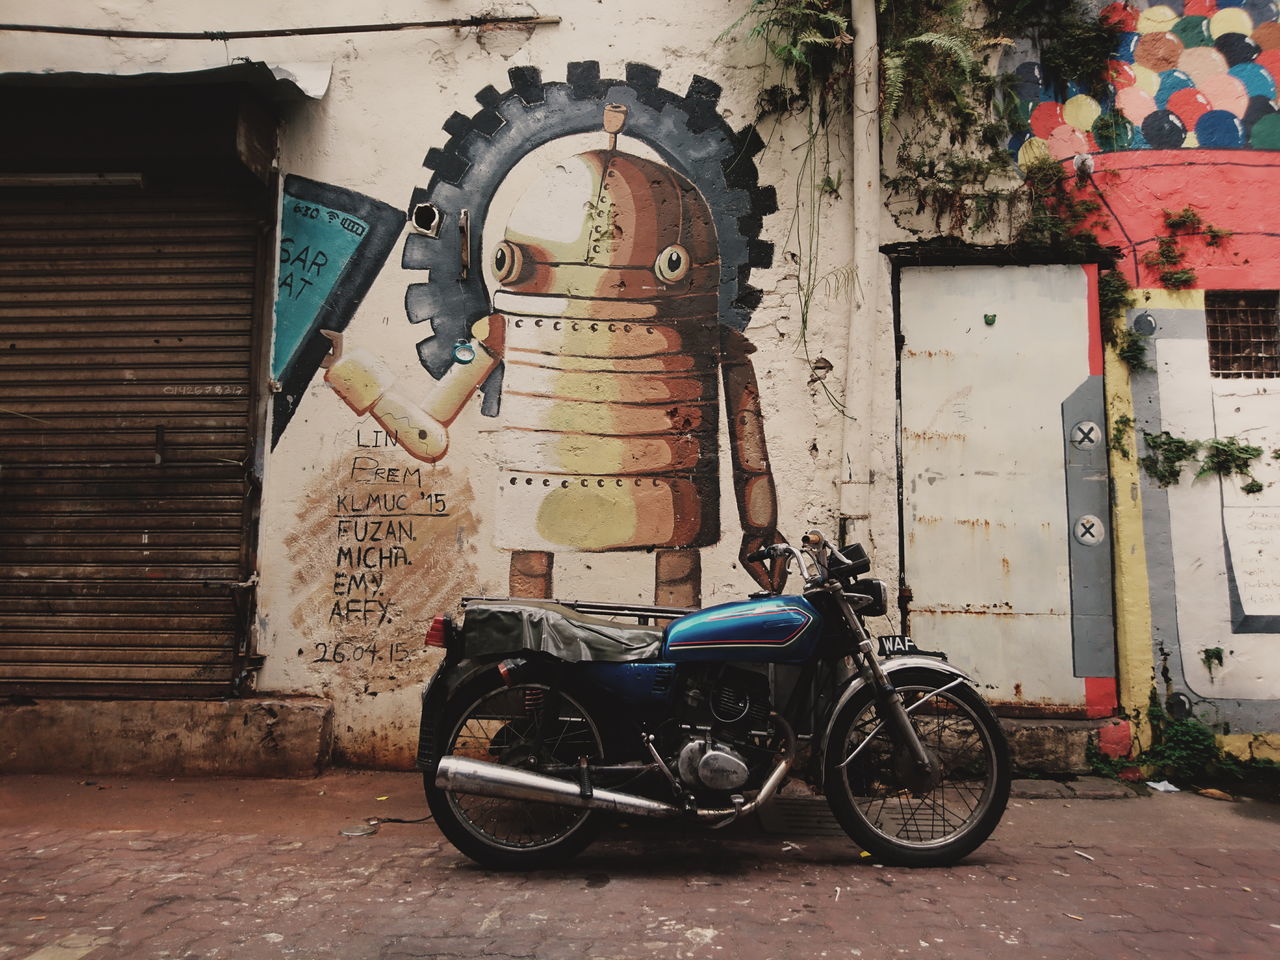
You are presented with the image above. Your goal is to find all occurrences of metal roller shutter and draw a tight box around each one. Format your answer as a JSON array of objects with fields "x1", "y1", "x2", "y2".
[{"x1": 0, "y1": 185, "x2": 266, "y2": 697}]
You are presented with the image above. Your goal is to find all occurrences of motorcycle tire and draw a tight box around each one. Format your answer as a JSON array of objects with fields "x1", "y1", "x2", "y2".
[
  {"x1": 822, "y1": 666, "x2": 1011, "y2": 867},
  {"x1": 424, "y1": 665, "x2": 605, "y2": 869}
]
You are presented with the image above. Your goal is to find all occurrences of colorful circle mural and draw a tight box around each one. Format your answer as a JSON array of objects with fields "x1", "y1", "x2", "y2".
[{"x1": 1012, "y1": 0, "x2": 1280, "y2": 161}]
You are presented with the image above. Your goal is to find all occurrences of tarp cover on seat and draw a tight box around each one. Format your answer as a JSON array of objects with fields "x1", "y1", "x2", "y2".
[{"x1": 459, "y1": 600, "x2": 663, "y2": 662}]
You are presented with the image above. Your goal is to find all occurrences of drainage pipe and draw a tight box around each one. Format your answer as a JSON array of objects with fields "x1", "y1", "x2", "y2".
[{"x1": 838, "y1": 0, "x2": 881, "y2": 525}]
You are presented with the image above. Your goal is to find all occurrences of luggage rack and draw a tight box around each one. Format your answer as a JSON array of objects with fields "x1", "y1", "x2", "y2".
[{"x1": 460, "y1": 596, "x2": 694, "y2": 626}]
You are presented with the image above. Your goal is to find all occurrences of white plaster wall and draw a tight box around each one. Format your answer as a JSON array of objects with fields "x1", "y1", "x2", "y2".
[
  {"x1": 1154, "y1": 336, "x2": 1280, "y2": 703},
  {"x1": 1, "y1": 1, "x2": 870, "y2": 764}
]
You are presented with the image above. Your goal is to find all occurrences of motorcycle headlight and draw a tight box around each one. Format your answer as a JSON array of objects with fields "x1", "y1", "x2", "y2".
[{"x1": 844, "y1": 578, "x2": 888, "y2": 618}]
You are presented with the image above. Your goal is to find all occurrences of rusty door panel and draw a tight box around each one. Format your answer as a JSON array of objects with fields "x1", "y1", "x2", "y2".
[
  {"x1": 0, "y1": 579, "x2": 242, "y2": 600},
  {"x1": 0, "y1": 618, "x2": 239, "y2": 637},
  {"x1": 0, "y1": 185, "x2": 266, "y2": 697},
  {"x1": 898, "y1": 264, "x2": 1110, "y2": 709},
  {"x1": 0, "y1": 595, "x2": 234, "y2": 615},
  {"x1": 0, "y1": 529, "x2": 243, "y2": 547},
  {"x1": 0, "y1": 662, "x2": 234, "y2": 683}
]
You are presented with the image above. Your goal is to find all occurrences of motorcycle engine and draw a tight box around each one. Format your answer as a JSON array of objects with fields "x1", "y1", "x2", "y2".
[
  {"x1": 676, "y1": 737, "x2": 751, "y2": 791},
  {"x1": 672, "y1": 666, "x2": 774, "y2": 793}
]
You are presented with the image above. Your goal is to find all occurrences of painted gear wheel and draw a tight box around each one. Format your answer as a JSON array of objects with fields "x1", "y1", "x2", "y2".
[{"x1": 404, "y1": 61, "x2": 777, "y2": 415}]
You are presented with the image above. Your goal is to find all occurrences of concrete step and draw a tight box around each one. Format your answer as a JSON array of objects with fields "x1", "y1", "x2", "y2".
[{"x1": 0, "y1": 696, "x2": 333, "y2": 777}]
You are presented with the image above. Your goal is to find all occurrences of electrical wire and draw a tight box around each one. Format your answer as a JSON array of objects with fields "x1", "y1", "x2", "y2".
[{"x1": 0, "y1": 16, "x2": 559, "y2": 42}]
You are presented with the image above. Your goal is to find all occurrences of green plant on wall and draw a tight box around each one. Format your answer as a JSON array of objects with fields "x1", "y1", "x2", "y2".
[
  {"x1": 1163, "y1": 206, "x2": 1202, "y2": 232},
  {"x1": 726, "y1": 1, "x2": 1133, "y2": 384},
  {"x1": 1139, "y1": 431, "x2": 1264, "y2": 493},
  {"x1": 1136, "y1": 690, "x2": 1280, "y2": 790},
  {"x1": 878, "y1": 1, "x2": 1120, "y2": 240},
  {"x1": 1139, "y1": 431, "x2": 1202, "y2": 487},
  {"x1": 1109, "y1": 412, "x2": 1133, "y2": 459},
  {"x1": 1115, "y1": 327, "x2": 1150, "y2": 371},
  {"x1": 1199, "y1": 437, "x2": 1264, "y2": 483},
  {"x1": 728, "y1": 0, "x2": 1122, "y2": 244},
  {"x1": 722, "y1": 1, "x2": 855, "y2": 409},
  {"x1": 1204, "y1": 225, "x2": 1232, "y2": 248},
  {"x1": 1200, "y1": 647, "x2": 1225, "y2": 679},
  {"x1": 1135, "y1": 208, "x2": 1233, "y2": 290}
]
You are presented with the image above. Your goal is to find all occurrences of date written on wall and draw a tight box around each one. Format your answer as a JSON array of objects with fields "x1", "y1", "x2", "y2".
[{"x1": 312, "y1": 640, "x2": 411, "y2": 665}]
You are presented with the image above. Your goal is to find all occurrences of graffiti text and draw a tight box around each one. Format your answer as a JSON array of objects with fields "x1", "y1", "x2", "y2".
[{"x1": 349, "y1": 455, "x2": 422, "y2": 486}]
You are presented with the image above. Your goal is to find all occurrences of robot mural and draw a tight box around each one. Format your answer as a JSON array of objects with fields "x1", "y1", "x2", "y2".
[{"x1": 319, "y1": 63, "x2": 779, "y2": 606}]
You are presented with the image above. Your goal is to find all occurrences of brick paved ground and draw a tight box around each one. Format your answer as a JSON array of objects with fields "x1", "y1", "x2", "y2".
[{"x1": 1, "y1": 771, "x2": 1277, "y2": 960}]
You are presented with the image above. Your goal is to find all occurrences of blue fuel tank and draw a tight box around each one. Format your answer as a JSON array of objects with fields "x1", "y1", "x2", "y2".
[{"x1": 663, "y1": 595, "x2": 823, "y2": 663}]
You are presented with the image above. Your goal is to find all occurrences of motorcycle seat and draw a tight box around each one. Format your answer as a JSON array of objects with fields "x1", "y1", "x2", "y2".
[{"x1": 458, "y1": 599, "x2": 664, "y2": 663}]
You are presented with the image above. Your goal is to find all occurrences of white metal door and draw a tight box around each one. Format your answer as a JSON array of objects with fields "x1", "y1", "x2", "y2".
[{"x1": 898, "y1": 263, "x2": 1111, "y2": 709}]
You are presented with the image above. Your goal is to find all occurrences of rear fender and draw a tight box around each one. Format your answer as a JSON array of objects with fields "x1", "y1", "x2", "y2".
[
  {"x1": 414, "y1": 658, "x2": 496, "y2": 775},
  {"x1": 818, "y1": 657, "x2": 977, "y2": 776}
]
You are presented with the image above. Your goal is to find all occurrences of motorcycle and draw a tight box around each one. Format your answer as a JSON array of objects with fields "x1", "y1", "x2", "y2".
[{"x1": 416, "y1": 530, "x2": 1010, "y2": 869}]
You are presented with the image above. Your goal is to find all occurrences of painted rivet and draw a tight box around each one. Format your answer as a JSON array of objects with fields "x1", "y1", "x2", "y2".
[
  {"x1": 1133, "y1": 311, "x2": 1157, "y2": 336},
  {"x1": 1071, "y1": 420, "x2": 1102, "y2": 450},
  {"x1": 1073, "y1": 514, "x2": 1104, "y2": 545},
  {"x1": 984, "y1": 313, "x2": 997, "y2": 326}
]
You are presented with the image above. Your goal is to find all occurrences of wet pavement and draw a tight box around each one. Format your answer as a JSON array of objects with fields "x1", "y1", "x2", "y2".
[{"x1": 1, "y1": 771, "x2": 1277, "y2": 960}]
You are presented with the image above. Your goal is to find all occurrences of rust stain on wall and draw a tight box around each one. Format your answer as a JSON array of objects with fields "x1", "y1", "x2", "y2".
[{"x1": 903, "y1": 430, "x2": 969, "y2": 443}]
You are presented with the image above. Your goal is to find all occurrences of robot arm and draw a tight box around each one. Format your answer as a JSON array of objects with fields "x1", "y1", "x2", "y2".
[
  {"x1": 320, "y1": 313, "x2": 506, "y2": 463},
  {"x1": 721, "y1": 327, "x2": 783, "y2": 592}
]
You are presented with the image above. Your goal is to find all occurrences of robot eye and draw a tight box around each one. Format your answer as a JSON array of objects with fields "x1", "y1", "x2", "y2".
[
  {"x1": 654, "y1": 244, "x2": 690, "y2": 283},
  {"x1": 493, "y1": 241, "x2": 524, "y2": 284}
]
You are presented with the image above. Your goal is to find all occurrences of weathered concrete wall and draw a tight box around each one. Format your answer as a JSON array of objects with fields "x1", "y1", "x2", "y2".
[
  {"x1": 258, "y1": 5, "x2": 860, "y2": 767},
  {"x1": 11, "y1": 0, "x2": 1274, "y2": 770},
  {"x1": 1008, "y1": 0, "x2": 1280, "y2": 743},
  {"x1": 0, "y1": 1, "x2": 866, "y2": 766},
  {"x1": 0, "y1": 697, "x2": 333, "y2": 776}
]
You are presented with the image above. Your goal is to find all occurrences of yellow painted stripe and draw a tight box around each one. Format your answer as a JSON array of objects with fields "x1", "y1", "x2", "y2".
[
  {"x1": 1133, "y1": 287, "x2": 1204, "y2": 311},
  {"x1": 1219, "y1": 733, "x2": 1280, "y2": 762},
  {"x1": 1105, "y1": 345, "x2": 1156, "y2": 751}
]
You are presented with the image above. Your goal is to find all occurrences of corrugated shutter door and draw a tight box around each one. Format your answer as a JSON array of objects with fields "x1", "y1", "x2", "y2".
[{"x1": 0, "y1": 186, "x2": 264, "y2": 697}]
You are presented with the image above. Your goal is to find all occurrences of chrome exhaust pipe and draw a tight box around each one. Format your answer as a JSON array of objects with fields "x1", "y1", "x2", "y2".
[
  {"x1": 435, "y1": 715, "x2": 797, "y2": 823},
  {"x1": 435, "y1": 756, "x2": 682, "y2": 818}
]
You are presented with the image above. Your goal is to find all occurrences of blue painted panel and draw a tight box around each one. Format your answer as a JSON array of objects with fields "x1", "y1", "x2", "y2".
[
  {"x1": 575, "y1": 662, "x2": 676, "y2": 705},
  {"x1": 273, "y1": 198, "x2": 369, "y2": 379},
  {"x1": 664, "y1": 596, "x2": 822, "y2": 663},
  {"x1": 268, "y1": 176, "x2": 404, "y2": 448}
]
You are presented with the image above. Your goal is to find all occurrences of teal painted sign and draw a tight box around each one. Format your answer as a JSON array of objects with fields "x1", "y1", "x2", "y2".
[
  {"x1": 272, "y1": 197, "x2": 370, "y2": 379},
  {"x1": 268, "y1": 175, "x2": 403, "y2": 448}
]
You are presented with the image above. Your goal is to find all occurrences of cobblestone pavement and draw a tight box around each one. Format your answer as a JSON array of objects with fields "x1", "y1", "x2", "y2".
[{"x1": 1, "y1": 772, "x2": 1278, "y2": 960}]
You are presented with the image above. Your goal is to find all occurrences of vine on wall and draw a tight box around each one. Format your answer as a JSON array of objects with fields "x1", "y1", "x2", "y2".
[
  {"x1": 1136, "y1": 206, "x2": 1233, "y2": 291},
  {"x1": 879, "y1": 1, "x2": 1120, "y2": 241},
  {"x1": 727, "y1": 2, "x2": 1132, "y2": 352},
  {"x1": 1139, "y1": 431, "x2": 1265, "y2": 494}
]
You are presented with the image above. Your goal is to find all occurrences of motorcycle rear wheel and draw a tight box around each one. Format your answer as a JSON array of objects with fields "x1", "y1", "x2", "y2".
[
  {"x1": 823, "y1": 667, "x2": 1010, "y2": 867},
  {"x1": 425, "y1": 667, "x2": 604, "y2": 869}
]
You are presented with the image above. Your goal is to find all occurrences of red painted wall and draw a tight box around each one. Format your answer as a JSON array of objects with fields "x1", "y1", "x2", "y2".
[{"x1": 1077, "y1": 149, "x2": 1280, "y2": 289}]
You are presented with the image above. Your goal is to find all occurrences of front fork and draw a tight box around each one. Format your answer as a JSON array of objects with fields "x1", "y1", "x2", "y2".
[{"x1": 832, "y1": 590, "x2": 935, "y2": 775}]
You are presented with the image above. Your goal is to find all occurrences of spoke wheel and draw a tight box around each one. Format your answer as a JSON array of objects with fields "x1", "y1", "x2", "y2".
[
  {"x1": 426, "y1": 669, "x2": 604, "y2": 869},
  {"x1": 824, "y1": 667, "x2": 1010, "y2": 867}
]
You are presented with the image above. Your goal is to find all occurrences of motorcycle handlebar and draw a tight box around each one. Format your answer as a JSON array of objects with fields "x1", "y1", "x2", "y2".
[{"x1": 745, "y1": 547, "x2": 771, "y2": 563}]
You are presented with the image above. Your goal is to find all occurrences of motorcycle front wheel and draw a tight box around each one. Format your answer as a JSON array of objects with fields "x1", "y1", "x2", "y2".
[
  {"x1": 425, "y1": 667, "x2": 604, "y2": 869},
  {"x1": 823, "y1": 667, "x2": 1010, "y2": 867}
]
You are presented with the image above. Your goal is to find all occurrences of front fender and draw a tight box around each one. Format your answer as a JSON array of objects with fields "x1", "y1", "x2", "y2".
[{"x1": 818, "y1": 657, "x2": 978, "y2": 775}]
